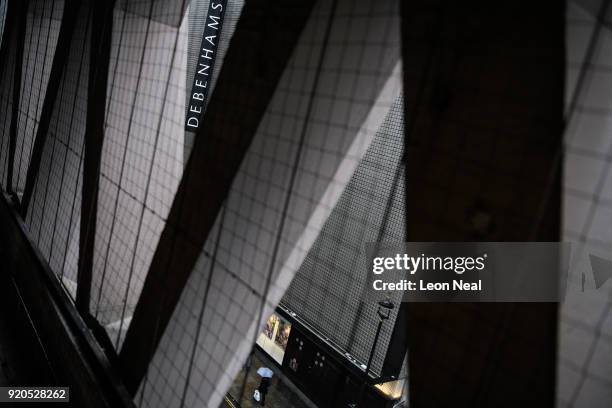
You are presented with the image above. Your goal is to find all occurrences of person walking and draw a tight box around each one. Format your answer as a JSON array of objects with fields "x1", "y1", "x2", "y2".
[{"x1": 254, "y1": 367, "x2": 274, "y2": 406}]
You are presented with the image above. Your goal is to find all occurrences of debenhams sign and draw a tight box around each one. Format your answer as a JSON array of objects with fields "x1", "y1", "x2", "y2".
[{"x1": 185, "y1": 0, "x2": 227, "y2": 131}]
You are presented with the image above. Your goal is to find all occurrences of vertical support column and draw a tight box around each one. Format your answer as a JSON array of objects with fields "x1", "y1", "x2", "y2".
[
  {"x1": 20, "y1": 0, "x2": 80, "y2": 217},
  {"x1": 400, "y1": 1, "x2": 563, "y2": 407},
  {"x1": 76, "y1": 0, "x2": 116, "y2": 315}
]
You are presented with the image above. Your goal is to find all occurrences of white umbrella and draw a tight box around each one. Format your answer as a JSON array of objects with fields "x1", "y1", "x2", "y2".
[{"x1": 257, "y1": 367, "x2": 274, "y2": 378}]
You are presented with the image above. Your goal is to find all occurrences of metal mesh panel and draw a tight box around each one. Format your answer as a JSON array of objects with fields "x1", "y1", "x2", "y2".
[
  {"x1": 560, "y1": 1, "x2": 612, "y2": 407},
  {"x1": 90, "y1": 0, "x2": 243, "y2": 350},
  {"x1": 12, "y1": 0, "x2": 64, "y2": 196},
  {"x1": 0, "y1": 0, "x2": 6, "y2": 46},
  {"x1": 120, "y1": 0, "x2": 189, "y2": 28},
  {"x1": 23, "y1": 2, "x2": 91, "y2": 300},
  {"x1": 90, "y1": 0, "x2": 191, "y2": 345},
  {"x1": 0, "y1": 1, "x2": 16, "y2": 187},
  {"x1": 0, "y1": 0, "x2": 597, "y2": 407},
  {"x1": 281, "y1": 95, "x2": 405, "y2": 376},
  {"x1": 138, "y1": 0, "x2": 402, "y2": 406}
]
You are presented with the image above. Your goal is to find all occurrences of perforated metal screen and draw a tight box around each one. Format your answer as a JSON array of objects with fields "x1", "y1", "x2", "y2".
[{"x1": 1, "y1": 1, "x2": 610, "y2": 408}]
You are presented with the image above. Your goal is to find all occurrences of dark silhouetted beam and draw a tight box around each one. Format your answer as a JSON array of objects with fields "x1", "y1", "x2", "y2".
[
  {"x1": 401, "y1": 1, "x2": 563, "y2": 407},
  {"x1": 76, "y1": 0, "x2": 116, "y2": 314}
]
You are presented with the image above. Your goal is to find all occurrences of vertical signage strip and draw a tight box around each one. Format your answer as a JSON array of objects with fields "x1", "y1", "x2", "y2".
[{"x1": 185, "y1": 0, "x2": 227, "y2": 131}]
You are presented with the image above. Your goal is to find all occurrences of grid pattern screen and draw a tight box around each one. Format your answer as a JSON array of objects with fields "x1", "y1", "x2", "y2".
[
  {"x1": 89, "y1": 0, "x2": 244, "y2": 350},
  {"x1": 0, "y1": 0, "x2": 6, "y2": 46},
  {"x1": 12, "y1": 0, "x2": 64, "y2": 195},
  {"x1": 0, "y1": 0, "x2": 16, "y2": 186},
  {"x1": 138, "y1": 0, "x2": 403, "y2": 406},
  {"x1": 0, "y1": 1, "x2": 599, "y2": 408},
  {"x1": 560, "y1": 1, "x2": 612, "y2": 406},
  {"x1": 281, "y1": 95, "x2": 405, "y2": 376},
  {"x1": 22, "y1": 1, "x2": 91, "y2": 299}
]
